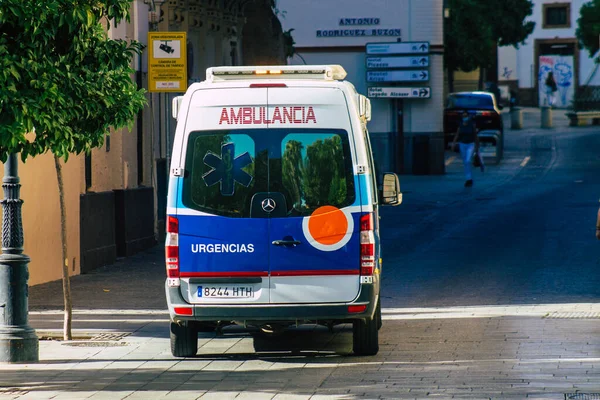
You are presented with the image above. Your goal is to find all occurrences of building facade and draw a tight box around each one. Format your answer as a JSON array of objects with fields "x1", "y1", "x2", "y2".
[
  {"x1": 498, "y1": 0, "x2": 597, "y2": 108},
  {"x1": 16, "y1": 0, "x2": 445, "y2": 286},
  {"x1": 13, "y1": 0, "x2": 267, "y2": 286},
  {"x1": 277, "y1": 0, "x2": 446, "y2": 175}
]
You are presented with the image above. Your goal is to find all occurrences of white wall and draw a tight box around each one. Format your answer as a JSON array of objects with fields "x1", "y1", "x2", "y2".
[
  {"x1": 580, "y1": 51, "x2": 600, "y2": 85},
  {"x1": 279, "y1": 0, "x2": 444, "y2": 137},
  {"x1": 509, "y1": 0, "x2": 600, "y2": 88},
  {"x1": 289, "y1": 52, "x2": 393, "y2": 134},
  {"x1": 277, "y1": 0, "x2": 409, "y2": 47},
  {"x1": 406, "y1": 0, "x2": 443, "y2": 134},
  {"x1": 499, "y1": 46, "x2": 518, "y2": 82}
]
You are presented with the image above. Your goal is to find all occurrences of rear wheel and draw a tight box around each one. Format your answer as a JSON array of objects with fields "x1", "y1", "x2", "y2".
[
  {"x1": 170, "y1": 322, "x2": 198, "y2": 357},
  {"x1": 352, "y1": 317, "x2": 379, "y2": 356}
]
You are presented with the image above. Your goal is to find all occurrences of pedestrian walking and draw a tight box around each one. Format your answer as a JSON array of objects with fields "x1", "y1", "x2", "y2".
[
  {"x1": 544, "y1": 71, "x2": 558, "y2": 107},
  {"x1": 451, "y1": 111, "x2": 483, "y2": 187}
]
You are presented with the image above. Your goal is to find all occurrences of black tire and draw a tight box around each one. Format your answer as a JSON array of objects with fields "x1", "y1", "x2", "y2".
[
  {"x1": 376, "y1": 300, "x2": 382, "y2": 331},
  {"x1": 170, "y1": 322, "x2": 198, "y2": 357},
  {"x1": 352, "y1": 317, "x2": 379, "y2": 356}
]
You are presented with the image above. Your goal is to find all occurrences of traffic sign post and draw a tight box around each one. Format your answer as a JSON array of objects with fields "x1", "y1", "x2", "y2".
[
  {"x1": 148, "y1": 32, "x2": 187, "y2": 93},
  {"x1": 364, "y1": 42, "x2": 440, "y2": 174},
  {"x1": 368, "y1": 87, "x2": 431, "y2": 99},
  {"x1": 367, "y1": 70, "x2": 429, "y2": 82},
  {"x1": 366, "y1": 41, "x2": 429, "y2": 55},
  {"x1": 367, "y1": 56, "x2": 429, "y2": 69}
]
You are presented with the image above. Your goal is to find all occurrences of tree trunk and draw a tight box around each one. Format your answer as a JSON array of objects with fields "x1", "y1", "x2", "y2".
[
  {"x1": 54, "y1": 155, "x2": 72, "y2": 341},
  {"x1": 487, "y1": 43, "x2": 499, "y2": 84},
  {"x1": 478, "y1": 67, "x2": 485, "y2": 90},
  {"x1": 448, "y1": 68, "x2": 455, "y2": 93}
]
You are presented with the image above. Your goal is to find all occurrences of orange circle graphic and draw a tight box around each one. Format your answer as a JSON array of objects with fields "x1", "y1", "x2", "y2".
[{"x1": 307, "y1": 206, "x2": 349, "y2": 245}]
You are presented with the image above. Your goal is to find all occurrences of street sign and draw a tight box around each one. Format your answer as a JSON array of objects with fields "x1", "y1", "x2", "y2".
[
  {"x1": 367, "y1": 56, "x2": 429, "y2": 69},
  {"x1": 366, "y1": 41, "x2": 429, "y2": 55},
  {"x1": 367, "y1": 70, "x2": 429, "y2": 82},
  {"x1": 148, "y1": 32, "x2": 187, "y2": 93},
  {"x1": 368, "y1": 87, "x2": 431, "y2": 99}
]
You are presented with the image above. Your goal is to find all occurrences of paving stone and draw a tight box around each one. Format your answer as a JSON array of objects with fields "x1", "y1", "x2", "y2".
[{"x1": 197, "y1": 391, "x2": 240, "y2": 399}]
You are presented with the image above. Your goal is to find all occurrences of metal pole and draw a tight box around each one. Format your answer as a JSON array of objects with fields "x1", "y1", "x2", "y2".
[{"x1": 0, "y1": 153, "x2": 38, "y2": 363}]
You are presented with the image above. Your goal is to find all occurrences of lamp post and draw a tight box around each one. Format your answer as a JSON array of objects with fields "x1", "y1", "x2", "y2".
[{"x1": 0, "y1": 153, "x2": 38, "y2": 362}]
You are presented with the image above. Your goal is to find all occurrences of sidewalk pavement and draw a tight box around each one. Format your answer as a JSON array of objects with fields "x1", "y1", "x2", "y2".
[{"x1": 502, "y1": 106, "x2": 569, "y2": 131}]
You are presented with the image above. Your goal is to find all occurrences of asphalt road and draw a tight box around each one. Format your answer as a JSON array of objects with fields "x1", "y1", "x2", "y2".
[{"x1": 380, "y1": 123, "x2": 600, "y2": 309}]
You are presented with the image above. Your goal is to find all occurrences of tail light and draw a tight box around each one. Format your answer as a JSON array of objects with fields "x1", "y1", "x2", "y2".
[
  {"x1": 360, "y1": 213, "x2": 375, "y2": 276},
  {"x1": 166, "y1": 216, "x2": 180, "y2": 287},
  {"x1": 173, "y1": 307, "x2": 193, "y2": 316},
  {"x1": 477, "y1": 111, "x2": 493, "y2": 116},
  {"x1": 348, "y1": 304, "x2": 367, "y2": 313}
]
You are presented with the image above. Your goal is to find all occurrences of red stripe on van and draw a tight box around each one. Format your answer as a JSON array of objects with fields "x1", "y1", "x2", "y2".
[
  {"x1": 270, "y1": 270, "x2": 359, "y2": 277},
  {"x1": 180, "y1": 271, "x2": 269, "y2": 278},
  {"x1": 249, "y1": 83, "x2": 287, "y2": 88}
]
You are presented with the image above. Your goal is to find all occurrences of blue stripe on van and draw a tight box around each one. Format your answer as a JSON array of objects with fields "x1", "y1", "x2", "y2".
[
  {"x1": 167, "y1": 177, "x2": 182, "y2": 208},
  {"x1": 177, "y1": 215, "x2": 269, "y2": 276},
  {"x1": 355, "y1": 174, "x2": 371, "y2": 206},
  {"x1": 269, "y1": 212, "x2": 361, "y2": 274},
  {"x1": 175, "y1": 212, "x2": 362, "y2": 275}
]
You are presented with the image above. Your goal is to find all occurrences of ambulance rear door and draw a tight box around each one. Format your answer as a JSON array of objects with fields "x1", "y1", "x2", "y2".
[
  {"x1": 176, "y1": 87, "x2": 271, "y2": 305},
  {"x1": 265, "y1": 86, "x2": 363, "y2": 304}
]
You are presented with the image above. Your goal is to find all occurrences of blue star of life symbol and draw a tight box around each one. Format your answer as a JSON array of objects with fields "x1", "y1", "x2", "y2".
[{"x1": 202, "y1": 143, "x2": 253, "y2": 196}]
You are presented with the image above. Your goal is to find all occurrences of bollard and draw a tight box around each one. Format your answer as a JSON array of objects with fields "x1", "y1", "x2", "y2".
[
  {"x1": 541, "y1": 106, "x2": 552, "y2": 128},
  {"x1": 478, "y1": 130, "x2": 503, "y2": 165},
  {"x1": 510, "y1": 107, "x2": 523, "y2": 130}
]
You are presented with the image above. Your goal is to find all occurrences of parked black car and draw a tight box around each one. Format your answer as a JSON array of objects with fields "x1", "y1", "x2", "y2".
[{"x1": 444, "y1": 92, "x2": 504, "y2": 147}]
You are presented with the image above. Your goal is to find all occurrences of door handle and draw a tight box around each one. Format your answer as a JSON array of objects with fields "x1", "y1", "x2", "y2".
[{"x1": 272, "y1": 239, "x2": 301, "y2": 247}]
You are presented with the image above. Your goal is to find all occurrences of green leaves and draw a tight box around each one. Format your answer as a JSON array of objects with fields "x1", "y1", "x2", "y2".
[
  {"x1": 0, "y1": 0, "x2": 146, "y2": 162},
  {"x1": 577, "y1": 0, "x2": 600, "y2": 59},
  {"x1": 444, "y1": 0, "x2": 493, "y2": 73},
  {"x1": 492, "y1": 0, "x2": 536, "y2": 48},
  {"x1": 445, "y1": 0, "x2": 535, "y2": 73}
]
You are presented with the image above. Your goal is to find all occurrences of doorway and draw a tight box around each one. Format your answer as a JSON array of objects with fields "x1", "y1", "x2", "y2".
[{"x1": 536, "y1": 40, "x2": 577, "y2": 108}]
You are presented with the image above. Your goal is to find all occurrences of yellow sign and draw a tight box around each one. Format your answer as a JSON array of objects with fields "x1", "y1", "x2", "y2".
[{"x1": 148, "y1": 32, "x2": 187, "y2": 93}]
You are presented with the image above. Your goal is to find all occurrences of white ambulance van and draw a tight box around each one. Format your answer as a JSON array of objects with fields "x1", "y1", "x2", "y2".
[{"x1": 165, "y1": 65, "x2": 402, "y2": 357}]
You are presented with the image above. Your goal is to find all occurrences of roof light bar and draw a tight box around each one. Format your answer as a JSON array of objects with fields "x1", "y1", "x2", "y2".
[{"x1": 207, "y1": 65, "x2": 347, "y2": 82}]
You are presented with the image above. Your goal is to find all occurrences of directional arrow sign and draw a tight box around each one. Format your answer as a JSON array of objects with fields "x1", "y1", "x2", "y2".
[
  {"x1": 368, "y1": 87, "x2": 431, "y2": 99},
  {"x1": 367, "y1": 70, "x2": 429, "y2": 82},
  {"x1": 366, "y1": 41, "x2": 429, "y2": 55},
  {"x1": 367, "y1": 56, "x2": 429, "y2": 69}
]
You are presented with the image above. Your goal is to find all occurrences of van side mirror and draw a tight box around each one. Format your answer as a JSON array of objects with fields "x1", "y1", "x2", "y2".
[
  {"x1": 381, "y1": 173, "x2": 402, "y2": 206},
  {"x1": 172, "y1": 96, "x2": 183, "y2": 120}
]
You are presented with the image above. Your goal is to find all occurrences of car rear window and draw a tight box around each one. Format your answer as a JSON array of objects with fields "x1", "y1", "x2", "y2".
[
  {"x1": 181, "y1": 129, "x2": 355, "y2": 218},
  {"x1": 447, "y1": 94, "x2": 494, "y2": 109}
]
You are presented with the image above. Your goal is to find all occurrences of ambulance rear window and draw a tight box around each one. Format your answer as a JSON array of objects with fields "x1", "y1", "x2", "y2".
[
  {"x1": 182, "y1": 132, "x2": 263, "y2": 218},
  {"x1": 274, "y1": 132, "x2": 355, "y2": 216},
  {"x1": 181, "y1": 129, "x2": 355, "y2": 218}
]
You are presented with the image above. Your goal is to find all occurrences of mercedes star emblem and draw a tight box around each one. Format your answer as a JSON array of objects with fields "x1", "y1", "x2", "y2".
[{"x1": 261, "y1": 198, "x2": 276, "y2": 213}]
